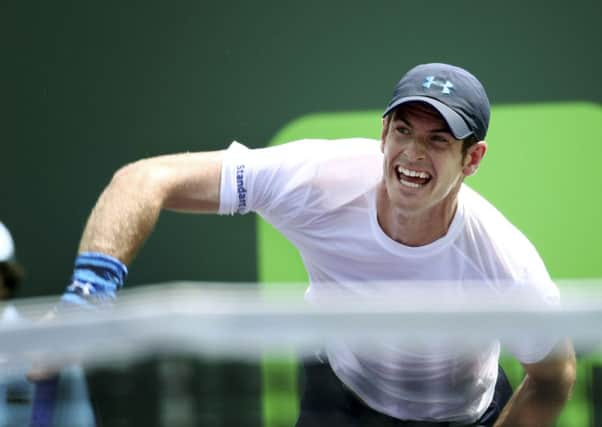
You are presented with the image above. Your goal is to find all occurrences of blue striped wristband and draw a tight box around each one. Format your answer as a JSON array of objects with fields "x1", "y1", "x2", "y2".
[{"x1": 61, "y1": 252, "x2": 128, "y2": 307}]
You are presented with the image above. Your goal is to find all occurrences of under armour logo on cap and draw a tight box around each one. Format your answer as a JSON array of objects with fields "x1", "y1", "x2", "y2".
[{"x1": 422, "y1": 76, "x2": 454, "y2": 94}]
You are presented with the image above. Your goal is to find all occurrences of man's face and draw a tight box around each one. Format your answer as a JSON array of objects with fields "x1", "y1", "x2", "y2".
[{"x1": 380, "y1": 102, "x2": 483, "y2": 217}]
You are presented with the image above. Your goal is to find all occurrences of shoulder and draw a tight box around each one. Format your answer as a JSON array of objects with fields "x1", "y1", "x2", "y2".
[
  {"x1": 293, "y1": 138, "x2": 383, "y2": 182},
  {"x1": 459, "y1": 185, "x2": 550, "y2": 280},
  {"x1": 460, "y1": 185, "x2": 529, "y2": 242},
  {"x1": 225, "y1": 137, "x2": 383, "y2": 193},
  {"x1": 273, "y1": 138, "x2": 383, "y2": 211},
  {"x1": 251, "y1": 137, "x2": 382, "y2": 163},
  {"x1": 227, "y1": 137, "x2": 380, "y2": 157}
]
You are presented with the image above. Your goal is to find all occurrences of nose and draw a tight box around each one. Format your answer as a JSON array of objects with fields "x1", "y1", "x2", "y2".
[{"x1": 403, "y1": 139, "x2": 426, "y2": 161}]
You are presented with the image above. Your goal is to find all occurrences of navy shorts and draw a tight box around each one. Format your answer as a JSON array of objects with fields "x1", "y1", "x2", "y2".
[{"x1": 295, "y1": 354, "x2": 513, "y2": 427}]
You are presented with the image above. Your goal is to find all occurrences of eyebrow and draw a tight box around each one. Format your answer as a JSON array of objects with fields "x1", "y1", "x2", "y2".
[{"x1": 392, "y1": 115, "x2": 452, "y2": 135}]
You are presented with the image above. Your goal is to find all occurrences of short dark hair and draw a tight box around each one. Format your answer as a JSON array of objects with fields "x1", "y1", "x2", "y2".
[
  {"x1": 0, "y1": 261, "x2": 25, "y2": 299},
  {"x1": 461, "y1": 135, "x2": 479, "y2": 156}
]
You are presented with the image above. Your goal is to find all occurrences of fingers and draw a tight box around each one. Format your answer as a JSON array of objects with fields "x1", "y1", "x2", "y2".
[
  {"x1": 27, "y1": 364, "x2": 61, "y2": 383},
  {"x1": 26, "y1": 307, "x2": 78, "y2": 383}
]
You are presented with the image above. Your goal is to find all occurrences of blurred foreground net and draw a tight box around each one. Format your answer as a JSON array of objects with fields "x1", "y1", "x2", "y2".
[{"x1": 1, "y1": 280, "x2": 601, "y2": 426}]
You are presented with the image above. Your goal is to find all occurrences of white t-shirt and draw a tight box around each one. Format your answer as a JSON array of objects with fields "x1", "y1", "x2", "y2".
[{"x1": 218, "y1": 138, "x2": 559, "y2": 423}]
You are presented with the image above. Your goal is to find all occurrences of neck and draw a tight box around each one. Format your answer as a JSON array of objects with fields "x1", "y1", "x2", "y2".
[{"x1": 375, "y1": 186, "x2": 460, "y2": 247}]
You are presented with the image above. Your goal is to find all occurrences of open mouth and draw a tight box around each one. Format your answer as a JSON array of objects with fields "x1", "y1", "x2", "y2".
[{"x1": 396, "y1": 166, "x2": 432, "y2": 189}]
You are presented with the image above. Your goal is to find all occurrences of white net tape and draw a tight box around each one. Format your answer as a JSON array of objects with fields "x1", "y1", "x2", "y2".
[{"x1": 1, "y1": 280, "x2": 601, "y2": 376}]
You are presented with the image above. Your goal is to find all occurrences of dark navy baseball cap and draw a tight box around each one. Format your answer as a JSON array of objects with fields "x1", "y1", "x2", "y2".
[{"x1": 383, "y1": 63, "x2": 490, "y2": 141}]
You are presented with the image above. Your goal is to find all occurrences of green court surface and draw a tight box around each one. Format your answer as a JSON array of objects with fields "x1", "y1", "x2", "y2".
[{"x1": 258, "y1": 103, "x2": 602, "y2": 427}]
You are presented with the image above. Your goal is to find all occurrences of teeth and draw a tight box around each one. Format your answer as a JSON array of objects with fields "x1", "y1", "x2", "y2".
[
  {"x1": 396, "y1": 166, "x2": 431, "y2": 179},
  {"x1": 400, "y1": 179, "x2": 421, "y2": 188}
]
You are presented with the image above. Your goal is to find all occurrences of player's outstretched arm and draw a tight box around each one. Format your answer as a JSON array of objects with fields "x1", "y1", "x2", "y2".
[
  {"x1": 28, "y1": 150, "x2": 225, "y2": 420},
  {"x1": 79, "y1": 150, "x2": 224, "y2": 264},
  {"x1": 31, "y1": 150, "x2": 224, "y2": 353},
  {"x1": 494, "y1": 339, "x2": 576, "y2": 427}
]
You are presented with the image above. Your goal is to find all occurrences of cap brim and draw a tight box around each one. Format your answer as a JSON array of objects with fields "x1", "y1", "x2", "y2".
[{"x1": 382, "y1": 96, "x2": 473, "y2": 140}]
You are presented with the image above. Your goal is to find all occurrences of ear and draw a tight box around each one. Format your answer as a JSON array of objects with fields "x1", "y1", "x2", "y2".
[
  {"x1": 380, "y1": 117, "x2": 388, "y2": 152},
  {"x1": 462, "y1": 141, "x2": 487, "y2": 176}
]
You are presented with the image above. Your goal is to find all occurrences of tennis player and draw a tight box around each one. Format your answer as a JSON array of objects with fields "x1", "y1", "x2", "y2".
[{"x1": 54, "y1": 63, "x2": 575, "y2": 426}]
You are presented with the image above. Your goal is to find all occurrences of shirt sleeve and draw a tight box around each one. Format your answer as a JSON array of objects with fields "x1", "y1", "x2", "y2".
[
  {"x1": 218, "y1": 141, "x2": 255, "y2": 216},
  {"x1": 218, "y1": 140, "x2": 320, "y2": 228},
  {"x1": 503, "y1": 253, "x2": 562, "y2": 364}
]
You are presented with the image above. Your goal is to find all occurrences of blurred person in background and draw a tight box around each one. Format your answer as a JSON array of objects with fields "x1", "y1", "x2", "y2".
[{"x1": 0, "y1": 221, "x2": 96, "y2": 427}]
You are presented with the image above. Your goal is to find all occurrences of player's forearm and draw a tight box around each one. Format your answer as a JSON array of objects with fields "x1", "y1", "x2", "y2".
[
  {"x1": 493, "y1": 373, "x2": 574, "y2": 427},
  {"x1": 78, "y1": 161, "x2": 169, "y2": 264}
]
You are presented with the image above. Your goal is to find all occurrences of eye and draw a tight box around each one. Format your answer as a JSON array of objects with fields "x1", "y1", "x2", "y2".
[
  {"x1": 430, "y1": 134, "x2": 451, "y2": 147},
  {"x1": 395, "y1": 125, "x2": 411, "y2": 135}
]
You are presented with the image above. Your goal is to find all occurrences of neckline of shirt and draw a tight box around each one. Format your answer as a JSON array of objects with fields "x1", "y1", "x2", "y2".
[{"x1": 368, "y1": 185, "x2": 465, "y2": 257}]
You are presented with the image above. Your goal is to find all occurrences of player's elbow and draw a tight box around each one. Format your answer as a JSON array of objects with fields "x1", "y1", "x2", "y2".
[
  {"x1": 111, "y1": 159, "x2": 174, "y2": 203},
  {"x1": 531, "y1": 351, "x2": 577, "y2": 403},
  {"x1": 523, "y1": 340, "x2": 577, "y2": 403},
  {"x1": 541, "y1": 363, "x2": 576, "y2": 404},
  {"x1": 554, "y1": 343, "x2": 577, "y2": 399},
  {"x1": 560, "y1": 353, "x2": 577, "y2": 399}
]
